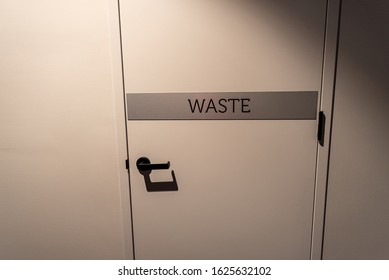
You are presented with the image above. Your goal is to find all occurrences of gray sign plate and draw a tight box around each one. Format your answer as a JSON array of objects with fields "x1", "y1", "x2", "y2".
[{"x1": 127, "y1": 91, "x2": 318, "y2": 120}]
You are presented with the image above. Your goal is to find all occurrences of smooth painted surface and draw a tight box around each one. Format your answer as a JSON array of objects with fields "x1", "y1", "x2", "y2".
[
  {"x1": 322, "y1": 0, "x2": 389, "y2": 259},
  {"x1": 0, "y1": 0, "x2": 132, "y2": 259},
  {"x1": 121, "y1": 0, "x2": 327, "y2": 259}
]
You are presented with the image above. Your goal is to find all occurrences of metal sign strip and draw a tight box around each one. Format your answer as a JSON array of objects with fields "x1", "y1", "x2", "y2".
[{"x1": 127, "y1": 91, "x2": 318, "y2": 120}]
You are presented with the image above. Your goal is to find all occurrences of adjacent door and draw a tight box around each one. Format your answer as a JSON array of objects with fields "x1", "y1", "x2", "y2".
[{"x1": 120, "y1": 0, "x2": 327, "y2": 259}]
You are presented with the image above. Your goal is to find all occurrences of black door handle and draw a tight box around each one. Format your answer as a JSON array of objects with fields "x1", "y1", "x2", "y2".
[
  {"x1": 136, "y1": 157, "x2": 170, "y2": 172},
  {"x1": 136, "y1": 157, "x2": 178, "y2": 192}
]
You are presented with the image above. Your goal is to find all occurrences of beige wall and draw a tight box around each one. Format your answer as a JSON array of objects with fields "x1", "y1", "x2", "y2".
[{"x1": 0, "y1": 0, "x2": 132, "y2": 259}]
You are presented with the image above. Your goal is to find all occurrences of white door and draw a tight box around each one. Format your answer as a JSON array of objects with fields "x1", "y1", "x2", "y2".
[{"x1": 120, "y1": 0, "x2": 327, "y2": 259}]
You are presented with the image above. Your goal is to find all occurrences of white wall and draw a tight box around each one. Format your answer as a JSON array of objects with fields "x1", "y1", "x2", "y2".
[{"x1": 0, "y1": 0, "x2": 132, "y2": 259}]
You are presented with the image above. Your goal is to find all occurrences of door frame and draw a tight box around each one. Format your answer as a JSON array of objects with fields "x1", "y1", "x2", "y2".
[
  {"x1": 108, "y1": 0, "x2": 135, "y2": 260},
  {"x1": 310, "y1": 0, "x2": 341, "y2": 260}
]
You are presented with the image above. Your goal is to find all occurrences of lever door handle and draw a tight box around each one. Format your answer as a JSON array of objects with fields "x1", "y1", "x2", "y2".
[
  {"x1": 136, "y1": 157, "x2": 170, "y2": 172},
  {"x1": 135, "y1": 156, "x2": 178, "y2": 192}
]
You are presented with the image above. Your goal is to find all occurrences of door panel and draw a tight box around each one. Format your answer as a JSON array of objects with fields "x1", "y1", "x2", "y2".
[
  {"x1": 120, "y1": 0, "x2": 327, "y2": 259},
  {"x1": 128, "y1": 121, "x2": 317, "y2": 259}
]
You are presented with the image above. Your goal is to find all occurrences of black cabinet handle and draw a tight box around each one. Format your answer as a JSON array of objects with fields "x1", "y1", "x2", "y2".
[{"x1": 136, "y1": 157, "x2": 170, "y2": 172}]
